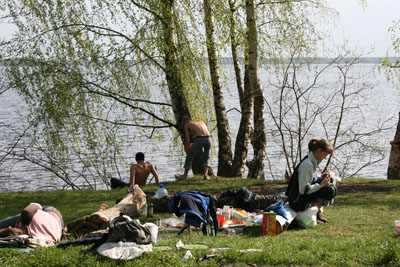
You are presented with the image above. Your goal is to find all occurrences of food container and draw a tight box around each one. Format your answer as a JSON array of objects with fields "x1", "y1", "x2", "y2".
[
  {"x1": 262, "y1": 212, "x2": 276, "y2": 236},
  {"x1": 217, "y1": 216, "x2": 227, "y2": 228}
]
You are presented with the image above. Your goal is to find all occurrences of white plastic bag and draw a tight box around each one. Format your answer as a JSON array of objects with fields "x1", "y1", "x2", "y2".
[
  {"x1": 181, "y1": 250, "x2": 194, "y2": 261},
  {"x1": 296, "y1": 206, "x2": 318, "y2": 228},
  {"x1": 143, "y1": 222, "x2": 158, "y2": 244},
  {"x1": 97, "y1": 241, "x2": 152, "y2": 260}
]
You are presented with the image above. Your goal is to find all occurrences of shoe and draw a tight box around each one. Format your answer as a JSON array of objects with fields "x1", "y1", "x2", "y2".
[
  {"x1": 317, "y1": 211, "x2": 328, "y2": 224},
  {"x1": 175, "y1": 174, "x2": 186, "y2": 181},
  {"x1": 203, "y1": 175, "x2": 209, "y2": 180}
]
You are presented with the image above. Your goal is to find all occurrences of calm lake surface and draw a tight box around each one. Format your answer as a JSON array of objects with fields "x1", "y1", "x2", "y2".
[{"x1": 0, "y1": 63, "x2": 399, "y2": 192}]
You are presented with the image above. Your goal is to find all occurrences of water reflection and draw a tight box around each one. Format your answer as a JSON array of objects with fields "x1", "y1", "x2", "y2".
[{"x1": 0, "y1": 63, "x2": 399, "y2": 192}]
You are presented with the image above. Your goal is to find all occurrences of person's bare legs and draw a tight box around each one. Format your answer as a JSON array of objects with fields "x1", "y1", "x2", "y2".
[
  {"x1": 183, "y1": 168, "x2": 189, "y2": 179},
  {"x1": 203, "y1": 166, "x2": 209, "y2": 180}
]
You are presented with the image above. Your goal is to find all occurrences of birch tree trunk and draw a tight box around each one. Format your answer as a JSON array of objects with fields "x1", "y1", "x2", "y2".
[
  {"x1": 388, "y1": 112, "x2": 400, "y2": 179},
  {"x1": 228, "y1": 0, "x2": 245, "y2": 109},
  {"x1": 229, "y1": 0, "x2": 256, "y2": 178},
  {"x1": 245, "y1": 0, "x2": 266, "y2": 179},
  {"x1": 160, "y1": 0, "x2": 206, "y2": 175},
  {"x1": 231, "y1": 54, "x2": 254, "y2": 176},
  {"x1": 160, "y1": 0, "x2": 190, "y2": 132},
  {"x1": 203, "y1": 0, "x2": 233, "y2": 176}
]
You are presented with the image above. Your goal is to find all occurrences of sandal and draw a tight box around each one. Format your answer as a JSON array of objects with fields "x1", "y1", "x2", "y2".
[{"x1": 175, "y1": 174, "x2": 186, "y2": 181}]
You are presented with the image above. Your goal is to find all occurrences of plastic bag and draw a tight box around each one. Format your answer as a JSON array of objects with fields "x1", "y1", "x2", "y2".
[
  {"x1": 97, "y1": 242, "x2": 152, "y2": 260},
  {"x1": 143, "y1": 222, "x2": 158, "y2": 243},
  {"x1": 161, "y1": 216, "x2": 184, "y2": 227},
  {"x1": 296, "y1": 206, "x2": 318, "y2": 228}
]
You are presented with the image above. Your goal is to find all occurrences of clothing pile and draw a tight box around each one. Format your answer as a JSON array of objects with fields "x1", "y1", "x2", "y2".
[
  {"x1": 168, "y1": 190, "x2": 218, "y2": 236},
  {"x1": 97, "y1": 214, "x2": 158, "y2": 260},
  {"x1": 58, "y1": 213, "x2": 158, "y2": 260}
]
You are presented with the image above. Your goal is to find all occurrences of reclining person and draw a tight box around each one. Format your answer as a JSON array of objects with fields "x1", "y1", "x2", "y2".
[{"x1": 0, "y1": 203, "x2": 63, "y2": 244}]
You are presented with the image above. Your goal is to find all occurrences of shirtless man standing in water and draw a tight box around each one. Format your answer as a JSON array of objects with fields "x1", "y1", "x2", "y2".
[
  {"x1": 175, "y1": 115, "x2": 212, "y2": 180},
  {"x1": 130, "y1": 152, "x2": 160, "y2": 187}
]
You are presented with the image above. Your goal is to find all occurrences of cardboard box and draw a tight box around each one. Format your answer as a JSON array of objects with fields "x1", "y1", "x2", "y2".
[{"x1": 262, "y1": 212, "x2": 276, "y2": 236}]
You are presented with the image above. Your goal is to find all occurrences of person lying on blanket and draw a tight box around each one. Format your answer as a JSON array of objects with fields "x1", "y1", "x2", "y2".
[{"x1": 0, "y1": 203, "x2": 63, "y2": 243}]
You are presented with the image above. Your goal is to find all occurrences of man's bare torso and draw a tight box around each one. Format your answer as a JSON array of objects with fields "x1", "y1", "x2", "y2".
[
  {"x1": 130, "y1": 161, "x2": 153, "y2": 186},
  {"x1": 186, "y1": 121, "x2": 210, "y2": 137}
]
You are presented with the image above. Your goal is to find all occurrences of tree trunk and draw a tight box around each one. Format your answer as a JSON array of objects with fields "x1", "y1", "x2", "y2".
[
  {"x1": 228, "y1": 0, "x2": 244, "y2": 110},
  {"x1": 388, "y1": 112, "x2": 400, "y2": 180},
  {"x1": 66, "y1": 185, "x2": 146, "y2": 236},
  {"x1": 160, "y1": 0, "x2": 190, "y2": 133},
  {"x1": 229, "y1": 0, "x2": 254, "y2": 178},
  {"x1": 160, "y1": 0, "x2": 208, "y2": 175},
  {"x1": 232, "y1": 54, "x2": 254, "y2": 177},
  {"x1": 245, "y1": 0, "x2": 266, "y2": 179},
  {"x1": 203, "y1": 0, "x2": 233, "y2": 177}
]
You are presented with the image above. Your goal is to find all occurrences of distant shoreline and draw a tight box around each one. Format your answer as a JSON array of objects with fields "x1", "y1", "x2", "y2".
[
  {"x1": 218, "y1": 56, "x2": 400, "y2": 65},
  {"x1": 1, "y1": 57, "x2": 399, "y2": 67}
]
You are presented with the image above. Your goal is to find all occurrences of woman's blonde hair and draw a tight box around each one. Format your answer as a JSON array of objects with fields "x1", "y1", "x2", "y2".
[{"x1": 308, "y1": 139, "x2": 334, "y2": 154}]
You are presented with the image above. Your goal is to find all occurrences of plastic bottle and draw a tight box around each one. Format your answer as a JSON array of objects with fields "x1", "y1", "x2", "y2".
[
  {"x1": 206, "y1": 217, "x2": 215, "y2": 236},
  {"x1": 222, "y1": 205, "x2": 231, "y2": 220},
  {"x1": 154, "y1": 184, "x2": 168, "y2": 199},
  {"x1": 142, "y1": 200, "x2": 147, "y2": 215}
]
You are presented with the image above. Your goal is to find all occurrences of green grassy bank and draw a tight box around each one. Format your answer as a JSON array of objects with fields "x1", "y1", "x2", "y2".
[{"x1": 1, "y1": 178, "x2": 400, "y2": 266}]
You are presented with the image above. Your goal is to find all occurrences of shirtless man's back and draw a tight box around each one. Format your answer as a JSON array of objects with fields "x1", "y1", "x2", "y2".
[
  {"x1": 130, "y1": 152, "x2": 160, "y2": 187},
  {"x1": 185, "y1": 121, "x2": 210, "y2": 138},
  {"x1": 175, "y1": 116, "x2": 212, "y2": 180}
]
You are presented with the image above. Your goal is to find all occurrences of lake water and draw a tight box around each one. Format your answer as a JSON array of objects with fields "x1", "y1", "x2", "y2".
[{"x1": 0, "y1": 63, "x2": 399, "y2": 192}]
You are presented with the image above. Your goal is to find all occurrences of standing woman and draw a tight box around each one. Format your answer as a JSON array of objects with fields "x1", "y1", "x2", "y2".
[{"x1": 286, "y1": 139, "x2": 337, "y2": 223}]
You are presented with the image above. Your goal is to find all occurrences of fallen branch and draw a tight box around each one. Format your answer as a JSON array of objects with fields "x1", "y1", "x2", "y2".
[{"x1": 67, "y1": 185, "x2": 146, "y2": 236}]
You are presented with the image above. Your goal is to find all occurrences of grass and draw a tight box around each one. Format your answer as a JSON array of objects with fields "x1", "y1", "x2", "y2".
[{"x1": 1, "y1": 177, "x2": 400, "y2": 266}]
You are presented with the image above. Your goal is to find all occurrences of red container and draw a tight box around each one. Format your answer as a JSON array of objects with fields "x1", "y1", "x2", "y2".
[
  {"x1": 262, "y1": 212, "x2": 276, "y2": 236},
  {"x1": 217, "y1": 216, "x2": 227, "y2": 228}
]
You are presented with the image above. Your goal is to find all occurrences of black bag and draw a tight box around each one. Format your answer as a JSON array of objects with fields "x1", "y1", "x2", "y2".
[
  {"x1": 106, "y1": 214, "x2": 152, "y2": 244},
  {"x1": 288, "y1": 192, "x2": 309, "y2": 212},
  {"x1": 236, "y1": 187, "x2": 256, "y2": 206},
  {"x1": 218, "y1": 187, "x2": 256, "y2": 212}
]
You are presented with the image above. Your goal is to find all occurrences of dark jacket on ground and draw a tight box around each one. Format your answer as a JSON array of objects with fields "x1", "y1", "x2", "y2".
[{"x1": 168, "y1": 190, "x2": 218, "y2": 236}]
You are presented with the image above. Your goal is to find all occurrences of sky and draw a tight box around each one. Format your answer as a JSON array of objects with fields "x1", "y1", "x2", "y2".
[
  {"x1": 0, "y1": 0, "x2": 399, "y2": 57},
  {"x1": 327, "y1": 0, "x2": 400, "y2": 57}
]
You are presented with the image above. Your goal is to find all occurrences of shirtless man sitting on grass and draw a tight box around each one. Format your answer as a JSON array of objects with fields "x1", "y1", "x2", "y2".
[
  {"x1": 130, "y1": 152, "x2": 160, "y2": 187},
  {"x1": 110, "y1": 152, "x2": 160, "y2": 189}
]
